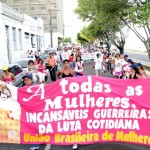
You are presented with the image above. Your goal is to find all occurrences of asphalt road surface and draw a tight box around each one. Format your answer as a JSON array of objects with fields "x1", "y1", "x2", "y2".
[
  {"x1": 0, "y1": 62, "x2": 149, "y2": 150},
  {"x1": 124, "y1": 50, "x2": 150, "y2": 63}
]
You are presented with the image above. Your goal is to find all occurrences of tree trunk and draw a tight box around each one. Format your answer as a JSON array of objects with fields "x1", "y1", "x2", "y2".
[
  {"x1": 116, "y1": 45, "x2": 124, "y2": 54},
  {"x1": 143, "y1": 41, "x2": 150, "y2": 59},
  {"x1": 105, "y1": 41, "x2": 111, "y2": 53}
]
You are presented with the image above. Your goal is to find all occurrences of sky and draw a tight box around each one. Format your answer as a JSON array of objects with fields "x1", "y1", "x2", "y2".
[{"x1": 63, "y1": 0, "x2": 87, "y2": 42}]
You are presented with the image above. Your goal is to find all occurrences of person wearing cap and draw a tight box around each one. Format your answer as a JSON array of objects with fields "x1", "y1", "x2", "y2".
[
  {"x1": 136, "y1": 63, "x2": 147, "y2": 78},
  {"x1": 127, "y1": 59, "x2": 134, "y2": 65},
  {"x1": 22, "y1": 73, "x2": 33, "y2": 86},
  {"x1": 1, "y1": 65, "x2": 16, "y2": 85},
  {"x1": 92, "y1": 53, "x2": 103, "y2": 76},
  {"x1": 129, "y1": 64, "x2": 141, "y2": 79},
  {"x1": 22, "y1": 74, "x2": 42, "y2": 150}
]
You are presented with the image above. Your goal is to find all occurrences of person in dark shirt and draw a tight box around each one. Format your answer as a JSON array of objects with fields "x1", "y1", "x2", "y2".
[
  {"x1": 57, "y1": 59, "x2": 74, "y2": 79},
  {"x1": 129, "y1": 64, "x2": 141, "y2": 79}
]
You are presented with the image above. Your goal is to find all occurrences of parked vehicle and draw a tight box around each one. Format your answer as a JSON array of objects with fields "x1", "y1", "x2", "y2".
[
  {"x1": 40, "y1": 53, "x2": 49, "y2": 69},
  {"x1": 44, "y1": 48, "x2": 56, "y2": 54},
  {"x1": 0, "y1": 64, "x2": 26, "y2": 86},
  {"x1": 16, "y1": 58, "x2": 35, "y2": 69}
]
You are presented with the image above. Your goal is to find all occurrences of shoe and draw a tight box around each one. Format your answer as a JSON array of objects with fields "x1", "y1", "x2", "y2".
[{"x1": 72, "y1": 144, "x2": 78, "y2": 149}]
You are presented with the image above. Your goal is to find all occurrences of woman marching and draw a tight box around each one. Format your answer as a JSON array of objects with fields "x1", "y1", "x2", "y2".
[
  {"x1": 57, "y1": 59, "x2": 74, "y2": 79},
  {"x1": 28, "y1": 60, "x2": 38, "y2": 84},
  {"x1": 37, "y1": 58, "x2": 46, "y2": 83},
  {"x1": 74, "y1": 55, "x2": 84, "y2": 77}
]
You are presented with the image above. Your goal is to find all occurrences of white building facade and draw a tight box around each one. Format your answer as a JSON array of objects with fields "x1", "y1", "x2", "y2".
[
  {"x1": 0, "y1": 2, "x2": 44, "y2": 66},
  {"x1": 1, "y1": 0, "x2": 64, "y2": 49}
]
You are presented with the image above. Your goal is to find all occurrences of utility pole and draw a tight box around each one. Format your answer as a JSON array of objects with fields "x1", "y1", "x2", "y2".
[
  {"x1": 48, "y1": 9, "x2": 60, "y2": 48},
  {"x1": 49, "y1": 10, "x2": 53, "y2": 48},
  {"x1": 63, "y1": 25, "x2": 65, "y2": 47}
]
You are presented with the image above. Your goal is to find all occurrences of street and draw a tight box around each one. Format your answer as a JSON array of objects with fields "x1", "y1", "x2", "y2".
[{"x1": 125, "y1": 50, "x2": 150, "y2": 63}]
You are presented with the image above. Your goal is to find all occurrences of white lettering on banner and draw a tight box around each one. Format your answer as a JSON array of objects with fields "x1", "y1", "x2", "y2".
[
  {"x1": 23, "y1": 84, "x2": 48, "y2": 102},
  {"x1": 43, "y1": 94, "x2": 130, "y2": 110},
  {"x1": 59, "y1": 78, "x2": 69, "y2": 94},
  {"x1": 126, "y1": 86, "x2": 143, "y2": 96},
  {"x1": 93, "y1": 109, "x2": 148, "y2": 119},
  {"x1": 39, "y1": 124, "x2": 53, "y2": 133},
  {"x1": 87, "y1": 119, "x2": 140, "y2": 130},
  {"x1": 26, "y1": 110, "x2": 89, "y2": 123},
  {"x1": 57, "y1": 121, "x2": 81, "y2": 132},
  {"x1": 44, "y1": 96, "x2": 63, "y2": 111},
  {"x1": 60, "y1": 76, "x2": 111, "y2": 95}
]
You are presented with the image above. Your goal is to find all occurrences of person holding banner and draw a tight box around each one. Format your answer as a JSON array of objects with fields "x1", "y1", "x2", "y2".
[
  {"x1": 57, "y1": 59, "x2": 74, "y2": 79},
  {"x1": 129, "y1": 64, "x2": 141, "y2": 79},
  {"x1": 1, "y1": 65, "x2": 16, "y2": 85},
  {"x1": 74, "y1": 55, "x2": 84, "y2": 77},
  {"x1": 22, "y1": 73, "x2": 42, "y2": 150},
  {"x1": 136, "y1": 63, "x2": 148, "y2": 78}
]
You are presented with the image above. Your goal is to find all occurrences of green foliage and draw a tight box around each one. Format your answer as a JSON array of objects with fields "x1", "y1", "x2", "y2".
[
  {"x1": 75, "y1": 0, "x2": 150, "y2": 56},
  {"x1": 63, "y1": 37, "x2": 72, "y2": 43},
  {"x1": 77, "y1": 33, "x2": 89, "y2": 44}
]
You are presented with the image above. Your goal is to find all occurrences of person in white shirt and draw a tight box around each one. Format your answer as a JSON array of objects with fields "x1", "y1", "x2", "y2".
[
  {"x1": 92, "y1": 53, "x2": 103, "y2": 76},
  {"x1": 62, "y1": 50, "x2": 69, "y2": 61},
  {"x1": 114, "y1": 54, "x2": 123, "y2": 78}
]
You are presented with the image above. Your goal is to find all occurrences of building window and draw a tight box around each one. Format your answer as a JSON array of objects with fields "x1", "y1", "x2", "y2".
[
  {"x1": 51, "y1": 15, "x2": 57, "y2": 20},
  {"x1": 30, "y1": 7, "x2": 35, "y2": 10},
  {"x1": 52, "y1": 26, "x2": 57, "y2": 30},
  {"x1": 18, "y1": 29, "x2": 22, "y2": 50},
  {"x1": 41, "y1": 6, "x2": 46, "y2": 10},
  {"x1": 20, "y1": 7, "x2": 26, "y2": 12},
  {"x1": 14, "y1": 8, "x2": 18, "y2": 11},
  {"x1": 12, "y1": 27, "x2": 17, "y2": 51}
]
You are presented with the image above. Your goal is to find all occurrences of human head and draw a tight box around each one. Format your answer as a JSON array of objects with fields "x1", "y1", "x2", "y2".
[
  {"x1": 124, "y1": 55, "x2": 128, "y2": 61},
  {"x1": 96, "y1": 53, "x2": 100, "y2": 58},
  {"x1": 28, "y1": 60, "x2": 34, "y2": 66},
  {"x1": 112, "y1": 52, "x2": 115, "y2": 57},
  {"x1": 63, "y1": 59, "x2": 69, "y2": 68},
  {"x1": 38, "y1": 58, "x2": 44, "y2": 65},
  {"x1": 35, "y1": 55, "x2": 39, "y2": 61},
  {"x1": 136, "y1": 63, "x2": 144, "y2": 70},
  {"x1": 120, "y1": 54, "x2": 124, "y2": 59},
  {"x1": 22, "y1": 73, "x2": 33, "y2": 86},
  {"x1": 2, "y1": 65, "x2": 9, "y2": 73},
  {"x1": 49, "y1": 53, "x2": 53, "y2": 57},
  {"x1": 129, "y1": 64, "x2": 140, "y2": 75},
  {"x1": 115, "y1": 54, "x2": 120, "y2": 59},
  {"x1": 76, "y1": 55, "x2": 82, "y2": 62},
  {"x1": 127, "y1": 59, "x2": 134, "y2": 65}
]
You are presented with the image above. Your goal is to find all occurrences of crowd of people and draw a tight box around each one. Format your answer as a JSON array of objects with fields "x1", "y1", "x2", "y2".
[
  {"x1": 0, "y1": 47, "x2": 149, "y2": 87},
  {"x1": 93, "y1": 50, "x2": 148, "y2": 79}
]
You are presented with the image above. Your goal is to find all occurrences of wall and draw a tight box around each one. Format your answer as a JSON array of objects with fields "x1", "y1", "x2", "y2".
[{"x1": 0, "y1": 2, "x2": 45, "y2": 66}]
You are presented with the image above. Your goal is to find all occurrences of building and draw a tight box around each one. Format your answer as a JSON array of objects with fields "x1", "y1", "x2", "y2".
[
  {"x1": 1, "y1": 0, "x2": 64, "y2": 48},
  {"x1": 0, "y1": 2, "x2": 44, "y2": 65}
]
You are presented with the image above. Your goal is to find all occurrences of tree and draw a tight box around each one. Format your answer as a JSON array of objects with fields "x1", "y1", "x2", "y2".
[
  {"x1": 75, "y1": 0, "x2": 128, "y2": 54},
  {"x1": 77, "y1": 33, "x2": 89, "y2": 45},
  {"x1": 63, "y1": 37, "x2": 72, "y2": 43},
  {"x1": 75, "y1": 0, "x2": 150, "y2": 58}
]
